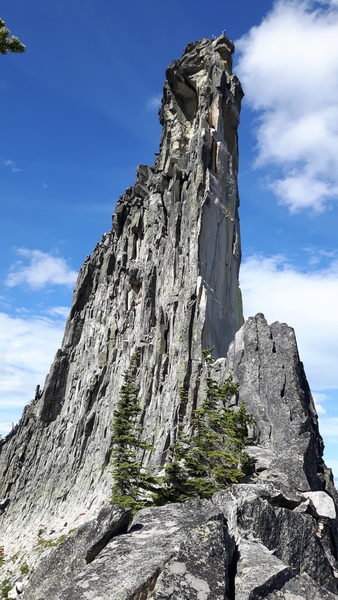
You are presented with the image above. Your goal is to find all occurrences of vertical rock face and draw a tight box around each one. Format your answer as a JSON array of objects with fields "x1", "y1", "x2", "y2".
[
  {"x1": 0, "y1": 34, "x2": 243, "y2": 551},
  {"x1": 1, "y1": 35, "x2": 337, "y2": 600}
]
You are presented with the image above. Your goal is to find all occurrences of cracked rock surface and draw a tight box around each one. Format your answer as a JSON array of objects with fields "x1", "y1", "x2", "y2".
[
  {"x1": 0, "y1": 33, "x2": 243, "y2": 561},
  {"x1": 0, "y1": 33, "x2": 337, "y2": 600},
  {"x1": 20, "y1": 484, "x2": 338, "y2": 599}
]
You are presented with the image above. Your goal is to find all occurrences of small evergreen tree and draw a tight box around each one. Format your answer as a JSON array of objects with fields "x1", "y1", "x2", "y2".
[
  {"x1": 153, "y1": 348, "x2": 254, "y2": 503},
  {"x1": 0, "y1": 18, "x2": 25, "y2": 55},
  {"x1": 111, "y1": 354, "x2": 155, "y2": 512},
  {"x1": 112, "y1": 348, "x2": 254, "y2": 510}
]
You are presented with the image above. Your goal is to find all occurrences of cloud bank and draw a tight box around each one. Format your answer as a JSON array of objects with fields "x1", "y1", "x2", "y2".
[
  {"x1": 236, "y1": 0, "x2": 338, "y2": 212},
  {"x1": 6, "y1": 248, "x2": 78, "y2": 290},
  {"x1": 240, "y1": 253, "x2": 338, "y2": 390},
  {"x1": 0, "y1": 310, "x2": 67, "y2": 433}
]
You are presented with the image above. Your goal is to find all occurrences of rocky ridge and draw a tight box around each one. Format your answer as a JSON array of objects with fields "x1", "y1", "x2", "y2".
[{"x1": 0, "y1": 34, "x2": 337, "y2": 599}]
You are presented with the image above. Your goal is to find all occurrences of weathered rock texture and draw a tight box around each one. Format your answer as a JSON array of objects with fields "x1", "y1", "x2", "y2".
[
  {"x1": 0, "y1": 33, "x2": 243, "y2": 555},
  {"x1": 1, "y1": 36, "x2": 243, "y2": 552},
  {"x1": 0, "y1": 34, "x2": 337, "y2": 600}
]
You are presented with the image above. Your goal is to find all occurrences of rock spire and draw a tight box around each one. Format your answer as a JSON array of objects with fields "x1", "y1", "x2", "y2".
[
  {"x1": 0, "y1": 34, "x2": 337, "y2": 600},
  {"x1": 0, "y1": 32, "x2": 244, "y2": 553}
]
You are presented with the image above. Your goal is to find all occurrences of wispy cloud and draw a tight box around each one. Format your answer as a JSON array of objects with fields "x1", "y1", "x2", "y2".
[
  {"x1": 313, "y1": 392, "x2": 327, "y2": 415},
  {"x1": 319, "y1": 418, "x2": 338, "y2": 441},
  {"x1": 146, "y1": 95, "x2": 162, "y2": 111},
  {"x1": 6, "y1": 248, "x2": 78, "y2": 291},
  {"x1": 240, "y1": 253, "x2": 338, "y2": 390},
  {"x1": 236, "y1": 0, "x2": 338, "y2": 213},
  {"x1": 1, "y1": 158, "x2": 22, "y2": 173},
  {"x1": 0, "y1": 310, "x2": 67, "y2": 434},
  {"x1": 46, "y1": 306, "x2": 70, "y2": 319}
]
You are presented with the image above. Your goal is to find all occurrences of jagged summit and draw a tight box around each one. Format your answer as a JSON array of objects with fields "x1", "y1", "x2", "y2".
[{"x1": 0, "y1": 34, "x2": 337, "y2": 599}]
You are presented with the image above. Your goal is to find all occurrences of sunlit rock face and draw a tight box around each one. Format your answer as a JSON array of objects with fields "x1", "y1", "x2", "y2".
[
  {"x1": 1, "y1": 35, "x2": 337, "y2": 600},
  {"x1": 0, "y1": 33, "x2": 244, "y2": 554}
]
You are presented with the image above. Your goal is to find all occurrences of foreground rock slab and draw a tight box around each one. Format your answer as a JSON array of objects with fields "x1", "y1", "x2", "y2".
[
  {"x1": 21, "y1": 505, "x2": 131, "y2": 599},
  {"x1": 19, "y1": 483, "x2": 338, "y2": 599},
  {"x1": 22, "y1": 501, "x2": 225, "y2": 600}
]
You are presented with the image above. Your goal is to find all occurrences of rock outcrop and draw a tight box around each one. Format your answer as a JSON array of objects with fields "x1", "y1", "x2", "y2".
[
  {"x1": 0, "y1": 33, "x2": 243, "y2": 555},
  {"x1": 0, "y1": 34, "x2": 337, "y2": 600},
  {"x1": 16, "y1": 316, "x2": 338, "y2": 599}
]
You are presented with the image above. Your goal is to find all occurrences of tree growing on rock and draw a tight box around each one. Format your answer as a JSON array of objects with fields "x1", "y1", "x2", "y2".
[
  {"x1": 111, "y1": 353, "x2": 155, "y2": 512},
  {"x1": 0, "y1": 18, "x2": 25, "y2": 55},
  {"x1": 111, "y1": 348, "x2": 254, "y2": 511},
  {"x1": 154, "y1": 349, "x2": 254, "y2": 503}
]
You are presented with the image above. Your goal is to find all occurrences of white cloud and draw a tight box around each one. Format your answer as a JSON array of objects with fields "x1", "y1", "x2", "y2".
[
  {"x1": 319, "y1": 418, "x2": 338, "y2": 439},
  {"x1": 0, "y1": 422, "x2": 13, "y2": 436},
  {"x1": 2, "y1": 158, "x2": 22, "y2": 173},
  {"x1": 0, "y1": 310, "x2": 67, "y2": 435},
  {"x1": 47, "y1": 306, "x2": 71, "y2": 318},
  {"x1": 236, "y1": 0, "x2": 338, "y2": 212},
  {"x1": 147, "y1": 95, "x2": 162, "y2": 110},
  {"x1": 240, "y1": 253, "x2": 338, "y2": 389},
  {"x1": 6, "y1": 248, "x2": 78, "y2": 290},
  {"x1": 313, "y1": 392, "x2": 327, "y2": 414}
]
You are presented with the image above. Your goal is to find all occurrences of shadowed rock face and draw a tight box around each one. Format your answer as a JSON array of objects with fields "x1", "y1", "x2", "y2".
[{"x1": 1, "y1": 34, "x2": 338, "y2": 600}]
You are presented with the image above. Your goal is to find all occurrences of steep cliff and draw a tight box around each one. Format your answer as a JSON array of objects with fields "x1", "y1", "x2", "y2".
[
  {"x1": 0, "y1": 32, "x2": 243, "y2": 559},
  {"x1": 0, "y1": 34, "x2": 337, "y2": 600}
]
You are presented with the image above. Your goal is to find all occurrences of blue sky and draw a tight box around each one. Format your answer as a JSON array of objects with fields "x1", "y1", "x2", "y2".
[{"x1": 1, "y1": 0, "x2": 337, "y2": 486}]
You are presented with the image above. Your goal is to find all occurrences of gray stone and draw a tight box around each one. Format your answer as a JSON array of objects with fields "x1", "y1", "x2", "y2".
[
  {"x1": 23, "y1": 501, "x2": 223, "y2": 600},
  {"x1": 234, "y1": 538, "x2": 293, "y2": 600},
  {"x1": 265, "y1": 572, "x2": 338, "y2": 600},
  {"x1": 215, "y1": 314, "x2": 329, "y2": 493},
  {"x1": 22, "y1": 505, "x2": 131, "y2": 600},
  {"x1": 302, "y1": 491, "x2": 336, "y2": 519},
  {"x1": 0, "y1": 33, "x2": 337, "y2": 600},
  {"x1": 152, "y1": 515, "x2": 232, "y2": 599},
  {"x1": 214, "y1": 483, "x2": 338, "y2": 596},
  {"x1": 0, "y1": 34, "x2": 244, "y2": 563}
]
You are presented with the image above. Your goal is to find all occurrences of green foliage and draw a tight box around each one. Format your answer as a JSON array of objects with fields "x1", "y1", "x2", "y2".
[
  {"x1": 153, "y1": 348, "x2": 254, "y2": 503},
  {"x1": 20, "y1": 562, "x2": 29, "y2": 575},
  {"x1": 111, "y1": 354, "x2": 155, "y2": 512},
  {"x1": 0, "y1": 579, "x2": 11, "y2": 599},
  {"x1": 111, "y1": 348, "x2": 254, "y2": 511},
  {"x1": 0, "y1": 18, "x2": 25, "y2": 55},
  {"x1": 37, "y1": 535, "x2": 66, "y2": 550}
]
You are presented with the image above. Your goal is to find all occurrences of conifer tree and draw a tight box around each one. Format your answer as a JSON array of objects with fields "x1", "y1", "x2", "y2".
[
  {"x1": 154, "y1": 348, "x2": 254, "y2": 503},
  {"x1": 112, "y1": 349, "x2": 254, "y2": 510},
  {"x1": 111, "y1": 354, "x2": 155, "y2": 512},
  {"x1": 0, "y1": 19, "x2": 25, "y2": 55}
]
